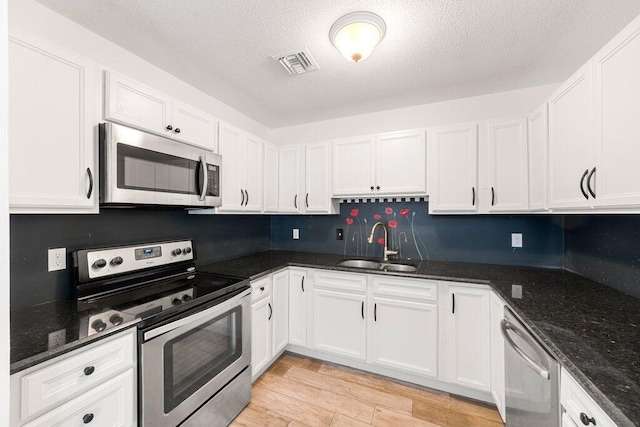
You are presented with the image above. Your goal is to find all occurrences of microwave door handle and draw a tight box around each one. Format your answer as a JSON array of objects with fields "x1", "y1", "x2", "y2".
[
  {"x1": 198, "y1": 155, "x2": 208, "y2": 201},
  {"x1": 501, "y1": 319, "x2": 550, "y2": 380}
]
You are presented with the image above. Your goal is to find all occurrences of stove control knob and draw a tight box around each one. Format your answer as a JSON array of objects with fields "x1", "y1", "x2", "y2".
[
  {"x1": 172, "y1": 248, "x2": 182, "y2": 256},
  {"x1": 91, "y1": 319, "x2": 107, "y2": 332},
  {"x1": 109, "y1": 314, "x2": 124, "y2": 326},
  {"x1": 184, "y1": 247, "x2": 192, "y2": 254},
  {"x1": 182, "y1": 294, "x2": 192, "y2": 302},
  {"x1": 171, "y1": 298, "x2": 183, "y2": 306},
  {"x1": 110, "y1": 256, "x2": 123, "y2": 266},
  {"x1": 92, "y1": 259, "x2": 107, "y2": 270}
]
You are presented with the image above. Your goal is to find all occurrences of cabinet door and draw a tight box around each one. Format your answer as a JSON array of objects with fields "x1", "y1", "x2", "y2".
[
  {"x1": 375, "y1": 130, "x2": 427, "y2": 196},
  {"x1": 332, "y1": 136, "x2": 375, "y2": 197},
  {"x1": 305, "y1": 142, "x2": 332, "y2": 213},
  {"x1": 444, "y1": 284, "x2": 491, "y2": 391},
  {"x1": 592, "y1": 20, "x2": 640, "y2": 208},
  {"x1": 263, "y1": 142, "x2": 279, "y2": 213},
  {"x1": 548, "y1": 63, "x2": 594, "y2": 209},
  {"x1": 251, "y1": 296, "x2": 272, "y2": 379},
  {"x1": 490, "y1": 292, "x2": 506, "y2": 422},
  {"x1": 487, "y1": 118, "x2": 529, "y2": 212},
  {"x1": 313, "y1": 288, "x2": 367, "y2": 361},
  {"x1": 272, "y1": 270, "x2": 289, "y2": 355},
  {"x1": 104, "y1": 70, "x2": 171, "y2": 137},
  {"x1": 371, "y1": 297, "x2": 438, "y2": 377},
  {"x1": 288, "y1": 269, "x2": 307, "y2": 347},
  {"x1": 428, "y1": 124, "x2": 478, "y2": 213},
  {"x1": 217, "y1": 122, "x2": 245, "y2": 211},
  {"x1": 171, "y1": 101, "x2": 217, "y2": 151},
  {"x1": 278, "y1": 145, "x2": 301, "y2": 213},
  {"x1": 528, "y1": 104, "x2": 549, "y2": 211},
  {"x1": 9, "y1": 32, "x2": 98, "y2": 213},
  {"x1": 243, "y1": 133, "x2": 264, "y2": 212}
]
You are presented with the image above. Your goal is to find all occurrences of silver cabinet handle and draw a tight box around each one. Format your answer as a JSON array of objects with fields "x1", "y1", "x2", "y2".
[
  {"x1": 240, "y1": 189, "x2": 245, "y2": 206},
  {"x1": 580, "y1": 169, "x2": 589, "y2": 200},
  {"x1": 294, "y1": 194, "x2": 298, "y2": 209},
  {"x1": 587, "y1": 167, "x2": 596, "y2": 199},
  {"x1": 198, "y1": 156, "x2": 207, "y2": 201},
  {"x1": 501, "y1": 319, "x2": 550, "y2": 380},
  {"x1": 86, "y1": 168, "x2": 93, "y2": 199},
  {"x1": 245, "y1": 189, "x2": 249, "y2": 206}
]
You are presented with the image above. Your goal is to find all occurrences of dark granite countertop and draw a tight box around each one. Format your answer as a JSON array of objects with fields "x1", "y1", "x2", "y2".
[
  {"x1": 10, "y1": 299, "x2": 139, "y2": 374},
  {"x1": 201, "y1": 250, "x2": 640, "y2": 427}
]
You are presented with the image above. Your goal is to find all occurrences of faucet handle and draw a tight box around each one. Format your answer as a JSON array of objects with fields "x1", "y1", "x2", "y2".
[{"x1": 385, "y1": 249, "x2": 398, "y2": 257}]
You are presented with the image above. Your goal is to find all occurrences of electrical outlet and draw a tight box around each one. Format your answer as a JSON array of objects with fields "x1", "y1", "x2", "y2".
[
  {"x1": 292, "y1": 229, "x2": 300, "y2": 240},
  {"x1": 336, "y1": 228, "x2": 344, "y2": 240},
  {"x1": 511, "y1": 233, "x2": 523, "y2": 248},
  {"x1": 48, "y1": 329, "x2": 66, "y2": 349},
  {"x1": 48, "y1": 247, "x2": 66, "y2": 272},
  {"x1": 511, "y1": 285, "x2": 523, "y2": 299}
]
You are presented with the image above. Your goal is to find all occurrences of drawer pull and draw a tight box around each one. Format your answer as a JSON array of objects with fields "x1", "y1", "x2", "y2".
[
  {"x1": 83, "y1": 366, "x2": 95, "y2": 376},
  {"x1": 83, "y1": 413, "x2": 94, "y2": 424},
  {"x1": 260, "y1": 286, "x2": 265, "y2": 291},
  {"x1": 580, "y1": 412, "x2": 596, "y2": 426}
]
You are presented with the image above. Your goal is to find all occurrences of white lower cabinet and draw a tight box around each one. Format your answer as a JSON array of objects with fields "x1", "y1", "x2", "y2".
[
  {"x1": 561, "y1": 369, "x2": 616, "y2": 427},
  {"x1": 250, "y1": 283, "x2": 272, "y2": 379},
  {"x1": 288, "y1": 268, "x2": 308, "y2": 347},
  {"x1": 10, "y1": 328, "x2": 136, "y2": 427},
  {"x1": 441, "y1": 282, "x2": 491, "y2": 392},
  {"x1": 272, "y1": 270, "x2": 290, "y2": 355},
  {"x1": 489, "y1": 291, "x2": 506, "y2": 422}
]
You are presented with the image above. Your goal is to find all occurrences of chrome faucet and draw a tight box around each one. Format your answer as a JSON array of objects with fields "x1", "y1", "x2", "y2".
[{"x1": 367, "y1": 222, "x2": 398, "y2": 261}]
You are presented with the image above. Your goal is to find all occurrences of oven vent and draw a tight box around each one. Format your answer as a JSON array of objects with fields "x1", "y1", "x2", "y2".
[{"x1": 273, "y1": 48, "x2": 319, "y2": 75}]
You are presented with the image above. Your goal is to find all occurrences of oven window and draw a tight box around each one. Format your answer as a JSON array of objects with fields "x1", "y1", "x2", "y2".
[
  {"x1": 117, "y1": 143, "x2": 200, "y2": 195},
  {"x1": 163, "y1": 306, "x2": 242, "y2": 413}
]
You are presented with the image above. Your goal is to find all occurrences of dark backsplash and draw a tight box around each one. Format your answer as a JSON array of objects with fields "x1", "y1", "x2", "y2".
[
  {"x1": 10, "y1": 209, "x2": 270, "y2": 309},
  {"x1": 271, "y1": 201, "x2": 565, "y2": 268},
  {"x1": 565, "y1": 215, "x2": 640, "y2": 298}
]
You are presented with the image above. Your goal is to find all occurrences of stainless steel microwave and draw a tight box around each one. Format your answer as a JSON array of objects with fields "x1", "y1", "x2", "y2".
[{"x1": 99, "y1": 123, "x2": 221, "y2": 208}]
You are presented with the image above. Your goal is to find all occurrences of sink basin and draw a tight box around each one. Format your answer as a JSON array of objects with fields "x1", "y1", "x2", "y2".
[
  {"x1": 381, "y1": 264, "x2": 418, "y2": 273},
  {"x1": 336, "y1": 259, "x2": 417, "y2": 273},
  {"x1": 336, "y1": 259, "x2": 382, "y2": 269}
]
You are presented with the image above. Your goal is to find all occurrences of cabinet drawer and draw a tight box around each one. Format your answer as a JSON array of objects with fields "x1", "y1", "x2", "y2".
[
  {"x1": 372, "y1": 276, "x2": 438, "y2": 303},
  {"x1": 251, "y1": 276, "x2": 272, "y2": 302},
  {"x1": 19, "y1": 330, "x2": 135, "y2": 420},
  {"x1": 561, "y1": 369, "x2": 616, "y2": 427},
  {"x1": 24, "y1": 369, "x2": 135, "y2": 427},
  {"x1": 313, "y1": 270, "x2": 367, "y2": 294}
]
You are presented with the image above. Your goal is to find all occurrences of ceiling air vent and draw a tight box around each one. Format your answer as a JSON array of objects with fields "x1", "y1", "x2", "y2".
[{"x1": 273, "y1": 48, "x2": 319, "y2": 75}]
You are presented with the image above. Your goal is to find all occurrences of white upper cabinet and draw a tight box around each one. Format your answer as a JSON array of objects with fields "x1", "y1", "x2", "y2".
[
  {"x1": 332, "y1": 131, "x2": 427, "y2": 198},
  {"x1": 278, "y1": 145, "x2": 301, "y2": 213},
  {"x1": 332, "y1": 136, "x2": 375, "y2": 197},
  {"x1": 591, "y1": 17, "x2": 640, "y2": 209},
  {"x1": 9, "y1": 29, "x2": 98, "y2": 213},
  {"x1": 375, "y1": 130, "x2": 427, "y2": 196},
  {"x1": 548, "y1": 63, "x2": 594, "y2": 210},
  {"x1": 304, "y1": 142, "x2": 338, "y2": 214},
  {"x1": 428, "y1": 123, "x2": 479, "y2": 214},
  {"x1": 528, "y1": 104, "x2": 549, "y2": 211},
  {"x1": 218, "y1": 121, "x2": 264, "y2": 212},
  {"x1": 263, "y1": 142, "x2": 279, "y2": 213},
  {"x1": 104, "y1": 70, "x2": 217, "y2": 152},
  {"x1": 486, "y1": 118, "x2": 529, "y2": 212}
]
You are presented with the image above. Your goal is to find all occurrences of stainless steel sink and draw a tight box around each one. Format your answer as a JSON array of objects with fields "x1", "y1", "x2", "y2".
[
  {"x1": 336, "y1": 259, "x2": 417, "y2": 273},
  {"x1": 336, "y1": 259, "x2": 383, "y2": 269},
  {"x1": 381, "y1": 264, "x2": 417, "y2": 273}
]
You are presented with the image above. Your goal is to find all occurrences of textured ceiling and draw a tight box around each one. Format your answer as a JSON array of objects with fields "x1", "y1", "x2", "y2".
[{"x1": 34, "y1": 0, "x2": 640, "y2": 128}]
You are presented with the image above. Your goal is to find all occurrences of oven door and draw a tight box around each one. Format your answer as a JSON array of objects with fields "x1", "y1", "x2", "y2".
[
  {"x1": 140, "y1": 288, "x2": 251, "y2": 427},
  {"x1": 100, "y1": 122, "x2": 221, "y2": 207}
]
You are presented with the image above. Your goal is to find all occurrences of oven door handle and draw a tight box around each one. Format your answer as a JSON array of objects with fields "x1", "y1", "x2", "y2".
[
  {"x1": 501, "y1": 319, "x2": 550, "y2": 380},
  {"x1": 198, "y1": 155, "x2": 208, "y2": 202},
  {"x1": 143, "y1": 288, "x2": 251, "y2": 341}
]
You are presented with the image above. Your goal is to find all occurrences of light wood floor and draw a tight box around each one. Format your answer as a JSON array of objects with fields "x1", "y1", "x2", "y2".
[{"x1": 231, "y1": 353, "x2": 504, "y2": 427}]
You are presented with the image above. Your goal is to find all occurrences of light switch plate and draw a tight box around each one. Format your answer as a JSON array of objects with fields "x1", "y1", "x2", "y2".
[
  {"x1": 293, "y1": 229, "x2": 300, "y2": 240},
  {"x1": 48, "y1": 247, "x2": 66, "y2": 271},
  {"x1": 511, "y1": 233, "x2": 523, "y2": 248}
]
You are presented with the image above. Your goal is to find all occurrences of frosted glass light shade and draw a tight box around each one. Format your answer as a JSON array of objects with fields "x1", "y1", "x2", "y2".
[{"x1": 330, "y1": 12, "x2": 386, "y2": 63}]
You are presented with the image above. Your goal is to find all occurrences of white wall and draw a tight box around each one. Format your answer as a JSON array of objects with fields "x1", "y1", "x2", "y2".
[
  {"x1": 270, "y1": 83, "x2": 559, "y2": 145},
  {"x1": 9, "y1": 0, "x2": 270, "y2": 140},
  {"x1": 0, "y1": 0, "x2": 10, "y2": 421}
]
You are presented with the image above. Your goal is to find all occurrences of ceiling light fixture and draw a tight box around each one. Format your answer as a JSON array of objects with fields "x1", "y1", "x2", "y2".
[{"x1": 330, "y1": 11, "x2": 386, "y2": 63}]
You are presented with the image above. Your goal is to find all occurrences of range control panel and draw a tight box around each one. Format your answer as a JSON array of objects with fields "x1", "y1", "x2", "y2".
[{"x1": 83, "y1": 240, "x2": 194, "y2": 279}]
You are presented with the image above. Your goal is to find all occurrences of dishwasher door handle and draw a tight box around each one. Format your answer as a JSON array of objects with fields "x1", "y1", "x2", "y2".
[{"x1": 501, "y1": 319, "x2": 551, "y2": 380}]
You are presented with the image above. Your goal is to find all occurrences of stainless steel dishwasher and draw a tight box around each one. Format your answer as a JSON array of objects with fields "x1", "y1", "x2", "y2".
[{"x1": 502, "y1": 307, "x2": 560, "y2": 426}]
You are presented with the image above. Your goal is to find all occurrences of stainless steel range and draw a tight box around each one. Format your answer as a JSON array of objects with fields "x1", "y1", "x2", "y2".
[{"x1": 74, "y1": 240, "x2": 251, "y2": 427}]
